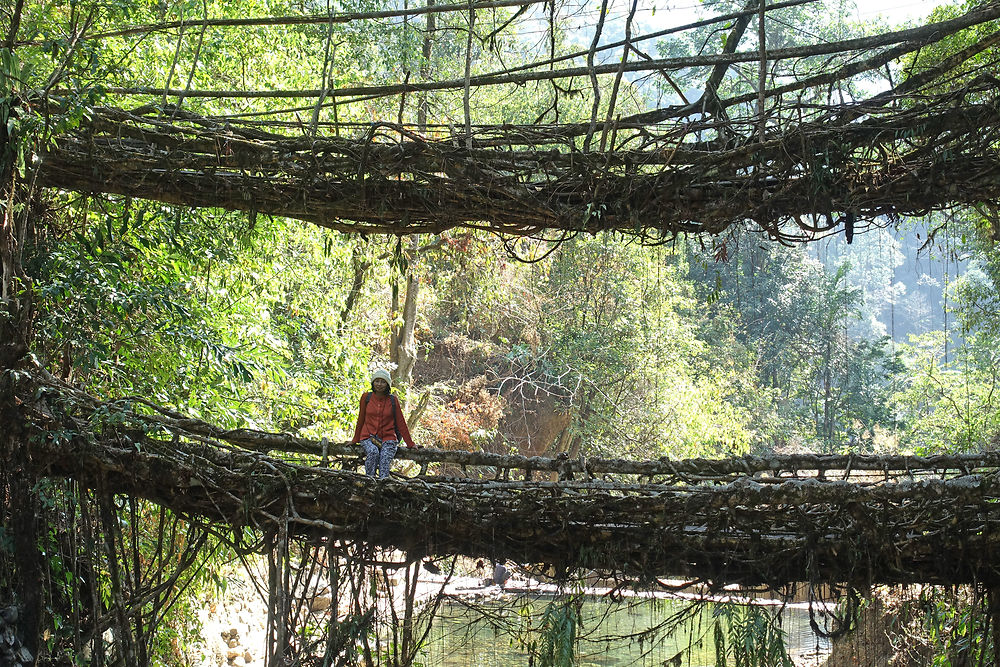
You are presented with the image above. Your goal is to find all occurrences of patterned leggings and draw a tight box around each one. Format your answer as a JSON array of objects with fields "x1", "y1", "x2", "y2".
[{"x1": 360, "y1": 438, "x2": 399, "y2": 479}]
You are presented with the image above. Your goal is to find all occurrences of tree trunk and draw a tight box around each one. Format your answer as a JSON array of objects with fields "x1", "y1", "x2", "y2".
[
  {"x1": 338, "y1": 243, "x2": 370, "y2": 331},
  {"x1": 1, "y1": 187, "x2": 32, "y2": 370},
  {"x1": 1, "y1": 91, "x2": 39, "y2": 664},
  {"x1": 390, "y1": 236, "x2": 420, "y2": 389},
  {"x1": 822, "y1": 339, "x2": 834, "y2": 450},
  {"x1": 1, "y1": 379, "x2": 41, "y2": 665},
  {"x1": 390, "y1": 0, "x2": 434, "y2": 391},
  {"x1": 417, "y1": 0, "x2": 434, "y2": 131}
]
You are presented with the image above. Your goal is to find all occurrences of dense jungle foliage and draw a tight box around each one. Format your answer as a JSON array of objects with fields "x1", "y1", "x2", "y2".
[{"x1": 4, "y1": 0, "x2": 1000, "y2": 664}]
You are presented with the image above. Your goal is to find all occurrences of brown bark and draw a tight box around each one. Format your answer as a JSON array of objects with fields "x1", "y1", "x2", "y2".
[
  {"x1": 581, "y1": 0, "x2": 609, "y2": 153},
  {"x1": 35, "y1": 95, "x2": 1000, "y2": 246},
  {"x1": 15, "y1": 368, "x2": 1000, "y2": 588},
  {"x1": 338, "y1": 243, "x2": 370, "y2": 330},
  {"x1": 700, "y1": 0, "x2": 759, "y2": 107},
  {"x1": 417, "y1": 0, "x2": 434, "y2": 131},
  {"x1": 1, "y1": 94, "x2": 40, "y2": 659},
  {"x1": 20, "y1": 415, "x2": 1000, "y2": 588},
  {"x1": 396, "y1": 262, "x2": 419, "y2": 387},
  {"x1": 389, "y1": 0, "x2": 435, "y2": 391},
  {"x1": 599, "y1": 0, "x2": 638, "y2": 152},
  {"x1": 1, "y1": 380, "x2": 40, "y2": 664},
  {"x1": 3, "y1": 0, "x2": 24, "y2": 48},
  {"x1": 390, "y1": 237, "x2": 420, "y2": 389}
]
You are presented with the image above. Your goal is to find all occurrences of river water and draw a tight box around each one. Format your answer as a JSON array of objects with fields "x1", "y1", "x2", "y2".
[{"x1": 419, "y1": 595, "x2": 831, "y2": 666}]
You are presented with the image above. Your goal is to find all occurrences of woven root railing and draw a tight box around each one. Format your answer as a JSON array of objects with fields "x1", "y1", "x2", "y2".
[{"x1": 9, "y1": 365, "x2": 1000, "y2": 588}]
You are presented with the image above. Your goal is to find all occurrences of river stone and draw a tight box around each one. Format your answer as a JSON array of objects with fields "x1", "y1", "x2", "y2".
[{"x1": 0, "y1": 606, "x2": 17, "y2": 624}]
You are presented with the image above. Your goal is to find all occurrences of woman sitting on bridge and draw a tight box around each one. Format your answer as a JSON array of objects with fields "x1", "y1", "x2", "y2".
[{"x1": 351, "y1": 369, "x2": 416, "y2": 478}]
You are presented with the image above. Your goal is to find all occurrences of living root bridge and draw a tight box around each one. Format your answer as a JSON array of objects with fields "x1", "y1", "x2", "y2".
[
  {"x1": 33, "y1": 81, "x2": 1000, "y2": 243},
  {"x1": 13, "y1": 368, "x2": 1000, "y2": 588}
]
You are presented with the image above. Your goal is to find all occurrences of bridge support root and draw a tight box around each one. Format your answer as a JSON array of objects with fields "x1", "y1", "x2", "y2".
[
  {"x1": 253, "y1": 532, "x2": 450, "y2": 667},
  {"x1": 991, "y1": 587, "x2": 1000, "y2": 666},
  {"x1": 0, "y1": 367, "x2": 42, "y2": 664}
]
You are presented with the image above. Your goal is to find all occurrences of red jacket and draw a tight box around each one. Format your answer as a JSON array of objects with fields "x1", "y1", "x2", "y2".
[{"x1": 351, "y1": 392, "x2": 415, "y2": 447}]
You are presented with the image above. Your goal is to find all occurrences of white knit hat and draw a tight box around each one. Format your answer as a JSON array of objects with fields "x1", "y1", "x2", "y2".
[{"x1": 371, "y1": 369, "x2": 392, "y2": 385}]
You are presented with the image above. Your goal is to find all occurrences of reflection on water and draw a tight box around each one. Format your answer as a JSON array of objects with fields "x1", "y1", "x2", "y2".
[{"x1": 420, "y1": 595, "x2": 831, "y2": 667}]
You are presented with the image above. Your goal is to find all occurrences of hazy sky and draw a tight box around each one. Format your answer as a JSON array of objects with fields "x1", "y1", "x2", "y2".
[
  {"x1": 851, "y1": 0, "x2": 936, "y2": 23},
  {"x1": 527, "y1": 1, "x2": 950, "y2": 54},
  {"x1": 639, "y1": 0, "x2": 945, "y2": 31}
]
